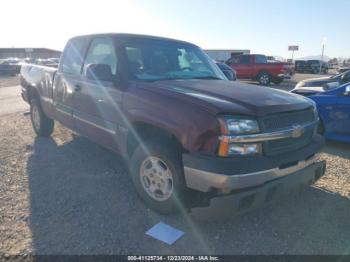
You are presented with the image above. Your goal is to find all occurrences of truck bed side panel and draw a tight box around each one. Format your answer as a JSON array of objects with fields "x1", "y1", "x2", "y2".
[{"x1": 20, "y1": 64, "x2": 57, "y2": 118}]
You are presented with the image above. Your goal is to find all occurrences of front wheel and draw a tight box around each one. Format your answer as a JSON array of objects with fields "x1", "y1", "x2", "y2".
[
  {"x1": 129, "y1": 139, "x2": 187, "y2": 214},
  {"x1": 30, "y1": 98, "x2": 54, "y2": 137},
  {"x1": 317, "y1": 120, "x2": 325, "y2": 135},
  {"x1": 257, "y1": 72, "x2": 271, "y2": 85}
]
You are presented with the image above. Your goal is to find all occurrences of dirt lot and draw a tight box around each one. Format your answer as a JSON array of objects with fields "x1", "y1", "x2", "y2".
[
  {"x1": 0, "y1": 75, "x2": 350, "y2": 255},
  {"x1": 0, "y1": 76, "x2": 19, "y2": 88}
]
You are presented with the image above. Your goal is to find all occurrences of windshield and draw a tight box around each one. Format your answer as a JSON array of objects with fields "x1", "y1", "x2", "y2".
[
  {"x1": 330, "y1": 71, "x2": 349, "y2": 79},
  {"x1": 124, "y1": 39, "x2": 226, "y2": 81}
]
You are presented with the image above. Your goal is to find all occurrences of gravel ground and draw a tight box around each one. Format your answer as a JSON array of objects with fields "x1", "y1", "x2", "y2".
[
  {"x1": 0, "y1": 113, "x2": 350, "y2": 255},
  {"x1": 0, "y1": 76, "x2": 19, "y2": 88}
]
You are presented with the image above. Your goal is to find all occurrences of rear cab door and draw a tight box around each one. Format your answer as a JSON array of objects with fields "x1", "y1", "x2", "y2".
[
  {"x1": 53, "y1": 37, "x2": 89, "y2": 130},
  {"x1": 229, "y1": 55, "x2": 252, "y2": 78},
  {"x1": 252, "y1": 55, "x2": 268, "y2": 77}
]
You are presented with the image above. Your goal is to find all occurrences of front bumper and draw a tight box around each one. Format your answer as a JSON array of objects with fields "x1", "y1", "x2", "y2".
[
  {"x1": 183, "y1": 135, "x2": 324, "y2": 193},
  {"x1": 191, "y1": 160, "x2": 326, "y2": 216}
]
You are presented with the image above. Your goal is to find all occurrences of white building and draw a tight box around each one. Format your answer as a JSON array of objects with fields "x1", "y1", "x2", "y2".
[{"x1": 205, "y1": 49, "x2": 250, "y2": 62}]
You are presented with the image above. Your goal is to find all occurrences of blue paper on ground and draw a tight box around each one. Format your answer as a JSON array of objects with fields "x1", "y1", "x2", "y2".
[{"x1": 146, "y1": 222, "x2": 184, "y2": 245}]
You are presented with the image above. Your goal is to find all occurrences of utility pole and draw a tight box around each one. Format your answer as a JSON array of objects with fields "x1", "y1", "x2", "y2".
[{"x1": 320, "y1": 37, "x2": 326, "y2": 72}]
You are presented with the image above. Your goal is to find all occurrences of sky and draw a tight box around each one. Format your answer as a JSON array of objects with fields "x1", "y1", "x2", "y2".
[{"x1": 1, "y1": 0, "x2": 349, "y2": 59}]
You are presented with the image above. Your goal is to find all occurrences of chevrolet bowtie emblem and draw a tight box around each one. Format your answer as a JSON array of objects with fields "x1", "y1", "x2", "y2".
[{"x1": 292, "y1": 124, "x2": 304, "y2": 138}]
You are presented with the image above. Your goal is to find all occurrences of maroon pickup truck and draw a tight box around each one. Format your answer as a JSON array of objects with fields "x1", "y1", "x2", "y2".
[
  {"x1": 226, "y1": 54, "x2": 294, "y2": 85},
  {"x1": 20, "y1": 34, "x2": 325, "y2": 214}
]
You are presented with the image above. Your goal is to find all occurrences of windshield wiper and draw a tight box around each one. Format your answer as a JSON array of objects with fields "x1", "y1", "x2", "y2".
[
  {"x1": 191, "y1": 76, "x2": 222, "y2": 80},
  {"x1": 150, "y1": 77, "x2": 187, "y2": 82}
]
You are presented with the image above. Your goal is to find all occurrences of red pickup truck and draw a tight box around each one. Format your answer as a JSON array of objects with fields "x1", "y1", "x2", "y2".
[
  {"x1": 227, "y1": 54, "x2": 294, "y2": 85},
  {"x1": 20, "y1": 34, "x2": 324, "y2": 214}
]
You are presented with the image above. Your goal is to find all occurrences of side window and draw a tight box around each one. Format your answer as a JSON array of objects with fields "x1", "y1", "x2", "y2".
[
  {"x1": 255, "y1": 55, "x2": 267, "y2": 64},
  {"x1": 343, "y1": 72, "x2": 350, "y2": 82},
  {"x1": 125, "y1": 46, "x2": 144, "y2": 75},
  {"x1": 226, "y1": 56, "x2": 239, "y2": 64},
  {"x1": 178, "y1": 48, "x2": 206, "y2": 71},
  {"x1": 60, "y1": 38, "x2": 88, "y2": 75},
  {"x1": 239, "y1": 56, "x2": 250, "y2": 64},
  {"x1": 84, "y1": 38, "x2": 117, "y2": 76}
]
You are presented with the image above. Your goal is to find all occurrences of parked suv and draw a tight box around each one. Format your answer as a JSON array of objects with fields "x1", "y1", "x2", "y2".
[
  {"x1": 20, "y1": 34, "x2": 325, "y2": 214},
  {"x1": 295, "y1": 60, "x2": 328, "y2": 74}
]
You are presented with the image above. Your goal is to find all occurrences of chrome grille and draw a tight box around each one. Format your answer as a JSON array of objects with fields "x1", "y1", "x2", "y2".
[
  {"x1": 262, "y1": 108, "x2": 315, "y2": 131},
  {"x1": 261, "y1": 108, "x2": 316, "y2": 155}
]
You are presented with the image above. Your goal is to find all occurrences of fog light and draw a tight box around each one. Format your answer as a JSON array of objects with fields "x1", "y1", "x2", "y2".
[{"x1": 228, "y1": 143, "x2": 260, "y2": 155}]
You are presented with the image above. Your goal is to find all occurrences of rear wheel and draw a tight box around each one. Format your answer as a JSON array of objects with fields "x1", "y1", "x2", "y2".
[
  {"x1": 257, "y1": 72, "x2": 271, "y2": 85},
  {"x1": 129, "y1": 139, "x2": 188, "y2": 214},
  {"x1": 30, "y1": 98, "x2": 54, "y2": 136}
]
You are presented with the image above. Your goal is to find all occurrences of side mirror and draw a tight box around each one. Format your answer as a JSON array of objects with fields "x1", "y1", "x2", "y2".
[
  {"x1": 86, "y1": 64, "x2": 114, "y2": 82},
  {"x1": 344, "y1": 85, "x2": 350, "y2": 96}
]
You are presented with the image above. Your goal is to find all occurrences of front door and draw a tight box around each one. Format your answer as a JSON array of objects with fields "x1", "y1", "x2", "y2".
[
  {"x1": 322, "y1": 86, "x2": 350, "y2": 137},
  {"x1": 72, "y1": 37, "x2": 124, "y2": 151}
]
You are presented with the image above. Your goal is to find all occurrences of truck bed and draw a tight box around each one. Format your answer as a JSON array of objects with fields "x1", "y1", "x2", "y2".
[{"x1": 20, "y1": 63, "x2": 57, "y2": 104}]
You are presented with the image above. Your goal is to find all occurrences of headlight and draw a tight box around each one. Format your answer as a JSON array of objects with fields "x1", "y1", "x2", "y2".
[
  {"x1": 218, "y1": 117, "x2": 261, "y2": 156},
  {"x1": 225, "y1": 118, "x2": 260, "y2": 135}
]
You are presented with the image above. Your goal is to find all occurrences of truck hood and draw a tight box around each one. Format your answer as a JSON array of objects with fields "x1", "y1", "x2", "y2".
[{"x1": 148, "y1": 79, "x2": 312, "y2": 116}]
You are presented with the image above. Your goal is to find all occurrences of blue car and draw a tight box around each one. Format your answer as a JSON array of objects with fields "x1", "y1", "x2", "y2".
[{"x1": 293, "y1": 83, "x2": 350, "y2": 143}]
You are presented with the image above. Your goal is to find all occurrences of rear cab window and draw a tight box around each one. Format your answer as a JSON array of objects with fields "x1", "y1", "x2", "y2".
[
  {"x1": 255, "y1": 55, "x2": 267, "y2": 64},
  {"x1": 60, "y1": 37, "x2": 89, "y2": 75},
  {"x1": 239, "y1": 55, "x2": 250, "y2": 64}
]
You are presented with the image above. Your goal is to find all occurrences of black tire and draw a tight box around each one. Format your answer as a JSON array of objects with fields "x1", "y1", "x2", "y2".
[
  {"x1": 273, "y1": 79, "x2": 283, "y2": 85},
  {"x1": 257, "y1": 72, "x2": 271, "y2": 85},
  {"x1": 317, "y1": 120, "x2": 325, "y2": 135},
  {"x1": 129, "y1": 139, "x2": 188, "y2": 214},
  {"x1": 30, "y1": 97, "x2": 54, "y2": 136}
]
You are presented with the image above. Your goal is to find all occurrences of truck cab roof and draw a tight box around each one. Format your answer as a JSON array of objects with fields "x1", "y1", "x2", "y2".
[{"x1": 69, "y1": 33, "x2": 196, "y2": 47}]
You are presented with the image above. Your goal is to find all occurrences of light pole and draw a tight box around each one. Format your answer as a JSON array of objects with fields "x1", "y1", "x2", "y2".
[{"x1": 320, "y1": 37, "x2": 326, "y2": 72}]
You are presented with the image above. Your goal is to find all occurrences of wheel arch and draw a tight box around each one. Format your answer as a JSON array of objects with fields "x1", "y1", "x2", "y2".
[
  {"x1": 27, "y1": 85, "x2": 40, "y2": 104},
  {"x1": 126, "y1": 121, "x2": 186, "y2": 158},
  {"x1": 256, "y1": 70, "x2": 272, "y2": 78}
]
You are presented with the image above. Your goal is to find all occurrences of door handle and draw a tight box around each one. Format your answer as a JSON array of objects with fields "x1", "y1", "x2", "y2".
[{"x1": 74, "y1": 84, "x2": 82, "y2": 92}]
